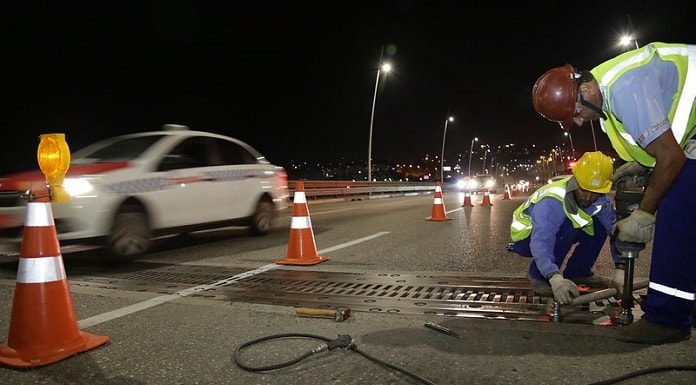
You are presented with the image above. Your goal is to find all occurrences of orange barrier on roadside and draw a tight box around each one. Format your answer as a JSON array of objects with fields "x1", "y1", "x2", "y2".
[
  {"x1": 461, "y1": 190, "x2": 474, "y2": 207},
  {"x1": 502, "y1": 185, "x2": 511, "y2": 200},
  {"x1": 480, "y1": 189, "x2": 493, "y2": 206},
  {"x1": 276, "y1": 182, "x2": 329, "y2": 265},
  {"x1": 0, "y1": 194, "x2": 109, "y2": 368},
  {"x1": 426, "y1": 182, "x2": 450, "y2": 221}
]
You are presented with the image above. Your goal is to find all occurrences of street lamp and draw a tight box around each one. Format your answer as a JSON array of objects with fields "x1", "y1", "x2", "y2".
[
  {"x1": 620, "y1": 34, "x2": 639, "y2": 50},
  {"x1": 564, "y1": 131, "x2": 575, "y2": 159},
  {"x1": 481, "y1": 147, "x2": 490, "y2": 174},
  {"x1": 467, "y1": 137, "x2": 479, "y2": 176},
  {"x1": 440, "y1": 116, "x2": 454, "y2": 182},
  {"x1": 367, "y1": 62, "x2": 392, "y2": 182}
]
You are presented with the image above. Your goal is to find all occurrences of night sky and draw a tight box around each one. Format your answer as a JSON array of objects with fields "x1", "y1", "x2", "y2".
[{"x1": 2, "y1": 1, "x2": 696, "y2": 175}]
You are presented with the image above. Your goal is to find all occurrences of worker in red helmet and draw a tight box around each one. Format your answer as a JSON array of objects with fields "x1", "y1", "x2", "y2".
[{"x1": 533, "y1": 42, "x2": 696, "y2": 344}]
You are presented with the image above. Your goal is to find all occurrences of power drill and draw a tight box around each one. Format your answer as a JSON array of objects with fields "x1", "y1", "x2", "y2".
[{"x1": 613, "y1": 169, "x2": 651, "y2": 325}]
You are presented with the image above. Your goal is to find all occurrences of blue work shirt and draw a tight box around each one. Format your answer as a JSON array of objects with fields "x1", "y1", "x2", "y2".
[{"x1": 528, "y1": 195, "x2": 619, "y2": 278}]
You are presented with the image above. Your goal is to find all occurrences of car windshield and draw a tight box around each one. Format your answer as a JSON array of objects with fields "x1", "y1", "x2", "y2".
[{"x1": 73, "y1": 135, "x2": 162, "y2": 163}]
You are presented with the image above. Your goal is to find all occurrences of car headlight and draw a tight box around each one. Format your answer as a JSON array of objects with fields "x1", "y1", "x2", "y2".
[
  {"x1": 485, "y1": 179, "x2": 495, "y2": 188},
  {"x1": 456, "y1": 179, "x2": 466, "y2": 189},
  {"x1": 63, "y1": 178, "x2": 94, "y2": 196}
]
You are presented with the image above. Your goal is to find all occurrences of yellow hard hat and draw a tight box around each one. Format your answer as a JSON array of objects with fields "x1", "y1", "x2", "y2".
[{"x1": 572, "y1": 151, "x2": 613, "y2": 193}]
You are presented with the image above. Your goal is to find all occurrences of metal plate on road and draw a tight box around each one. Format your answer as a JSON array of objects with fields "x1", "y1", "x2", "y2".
[{"x1": 0, "y1": 261, "x2": 638, "y2": 324}]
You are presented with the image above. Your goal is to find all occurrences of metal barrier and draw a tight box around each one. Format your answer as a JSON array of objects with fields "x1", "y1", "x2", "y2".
[{"x1": 288, "y1": 181, "x2": 436, "y2": 200}]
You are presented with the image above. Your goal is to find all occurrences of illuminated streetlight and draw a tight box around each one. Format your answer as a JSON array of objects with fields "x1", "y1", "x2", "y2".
[
  {"x1": 440, "y1": 116, "x2": 454, "y2": 182},
  {"x1": 467, "y1": 137, "x2": 479, "y2": 176},
  {"x1": 481, "y1": 147, "x2": 491, "y2": 174},
  {"x1": 620, "y1": 34, "x2": 639, "y2": 50},
  {"x1": 367, "y1": 62, "x2": 392, "y2": 182}
]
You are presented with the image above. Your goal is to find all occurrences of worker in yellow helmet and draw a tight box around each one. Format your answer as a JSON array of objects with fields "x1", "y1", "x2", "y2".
[
  {"x1": 533, "y1": 43, "x2": 695, "y2": 344},
  {"x1": 509, "y1": 152, "x2": 623, "y2": 305}
]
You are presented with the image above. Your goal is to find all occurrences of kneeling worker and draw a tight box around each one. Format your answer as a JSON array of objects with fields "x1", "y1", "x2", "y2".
[{"x1": 509, "y1": 151, "x2": 624, "y2": 304}]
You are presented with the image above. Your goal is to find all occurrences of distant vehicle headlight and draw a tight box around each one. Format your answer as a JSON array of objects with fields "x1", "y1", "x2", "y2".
[
  {"x1": 485, "y1": 179, "x2": 495, "y2": 188},
  {"x1": 467, "y1": 180, "x2": 477, "y2": 189},
  {"x1": 456, "y1": 179, "x2": 466, "y2": 189},
  {"x1": 63, "y1": 178, "x2": 94, "y2": 196}
]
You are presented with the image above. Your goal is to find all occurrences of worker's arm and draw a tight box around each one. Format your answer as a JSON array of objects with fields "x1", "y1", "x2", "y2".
[
  {"x1": 641, "y1": 130, "x2": 686, "y2": 214},
  {"x1": 528, "y1": 199, "x2": 567, "y2": 278}
]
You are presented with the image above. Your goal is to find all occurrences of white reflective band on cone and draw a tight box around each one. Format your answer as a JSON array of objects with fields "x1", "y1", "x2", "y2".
[
  {"x1": 435, "y1": 186, "x2": 442, "y2": 192},
  {"x1": 291, "y1": 216, "x2": 311, "y2": 229},
  {"x1": 434, "y1": 198, "x2": 443, "y2": 204},
  {"x1": 25, "y1": 202, "x2": 55, "y2": 227},
  {"x1": 649, "y1": 282, "x2": 696, "y2": 301},
  {"x1": 293, "y1": 191, "x2": 307, "y2": 204},
  {"x1": 17, "y1": 256, "x2": 66, "y2": 283}
]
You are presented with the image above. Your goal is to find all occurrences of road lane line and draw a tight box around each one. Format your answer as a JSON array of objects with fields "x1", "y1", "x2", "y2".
[
  {"x1": 446, "y1": 207, "x2": 463, "y2": 214},
  {"x1": 312, "y1": 208, "x2": 354, "y2": 215},
  {"x1": 78, "y1": 231, "x2": 391, "y2": 328}
]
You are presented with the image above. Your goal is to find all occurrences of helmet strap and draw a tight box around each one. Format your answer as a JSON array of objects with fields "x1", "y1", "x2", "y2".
[{"x1": 579, "y1": 96, "x2": 607, "y2": 121}]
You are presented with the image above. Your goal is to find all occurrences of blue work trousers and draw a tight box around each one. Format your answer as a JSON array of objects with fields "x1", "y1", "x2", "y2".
[
  {"x1": 513, "y1": 219, "x2": 607, "y2": 282},
  {"x1": 642, "y1": 159, "x2": 696, "y2": 331}
]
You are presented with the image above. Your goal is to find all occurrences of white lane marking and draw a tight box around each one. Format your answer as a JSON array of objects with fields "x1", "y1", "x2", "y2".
[
  {"x1": 312, "y1": 208, "x2": 353, "y2": 215},
  {"x1": 78, "y1": 231, "x2": 390, "y2": 328},
  {"x1": 446, "y1": 207, "x2": 463, "y2": 214}
]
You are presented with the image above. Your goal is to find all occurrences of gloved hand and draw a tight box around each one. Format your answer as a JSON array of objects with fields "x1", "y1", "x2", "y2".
[
  {"x1": 615, "y1": 210, "x2": 656, "y2": 243},
  {"x1": 610, "y1": 268, "x2": 625, "y2": 296},
  {"x1": 549, "y1": 274, "x2": 579, "y2": 304}
]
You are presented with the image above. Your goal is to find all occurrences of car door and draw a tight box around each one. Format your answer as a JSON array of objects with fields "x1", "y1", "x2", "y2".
[{"x1": 154, "y1": 136, "x2": 224, "y2": 227}]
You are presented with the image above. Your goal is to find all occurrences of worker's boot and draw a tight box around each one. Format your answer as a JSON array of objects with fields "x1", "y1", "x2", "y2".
[
  {"x1": 569, "y1": 274, "x2": 610, "y2": 289},
  {"x1": 527, "y1": 273, "x2": 553, "y2": 297},
  {"x1": 616, "y1": 319, "x2": 691, "y2": 345}
]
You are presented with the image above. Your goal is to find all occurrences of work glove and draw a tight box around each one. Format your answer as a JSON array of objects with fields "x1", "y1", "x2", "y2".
[
  {"x1": 615, "y1": 210, "x2": 656, "y2": 243},
  {"x1": 549, "y1": 274, "x2": 579, "y2": 304},
  {"x1": 613, "y1": 161, "x2": 650, "y2": 189},
  {"x1": 610, "y1": 268, "x2": 625, "y2": 296}
]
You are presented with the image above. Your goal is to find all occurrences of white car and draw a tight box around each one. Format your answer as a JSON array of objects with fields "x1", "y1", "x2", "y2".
[{"x1": 0, "y1": 126, "x2": 289, "y2": 258}]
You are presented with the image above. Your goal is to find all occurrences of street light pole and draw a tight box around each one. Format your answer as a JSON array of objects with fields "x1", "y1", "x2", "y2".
[
  {"x1": 564, "y1": 131, "x2": 575, "y2": 159},
  {"x1": 367, "y1": 63, "x2": 391, "y2": 182},
  {"x1": 440, "y1": 116, "x2": 454, "y2": 182},
  {"x1": 481, "y1": 148, "x2": 490, "y2": 174},
  {"x1": 467, "y1": 137, "x2": 479, "y2": 177}
]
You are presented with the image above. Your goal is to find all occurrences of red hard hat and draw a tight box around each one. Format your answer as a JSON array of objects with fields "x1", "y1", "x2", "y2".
[{"x1": 532, "y1": 64, "x2": 578, "y2": 131}]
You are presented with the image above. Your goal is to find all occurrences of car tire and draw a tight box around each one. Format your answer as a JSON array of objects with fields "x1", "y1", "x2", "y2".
[
  {"x1": 107, "y1": 205, "x2": 152, "y2": 258},
  {"x1": 249, "y1": 199, "x2": 275, "y2": 236}
]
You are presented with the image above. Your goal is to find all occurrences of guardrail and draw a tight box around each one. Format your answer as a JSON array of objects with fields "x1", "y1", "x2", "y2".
[{"x1": 288, "y1": 180, "x2": 437, "y2": 200}]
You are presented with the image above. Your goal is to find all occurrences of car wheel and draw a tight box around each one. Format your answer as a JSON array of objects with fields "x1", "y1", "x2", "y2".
[
  {"x1": 249, "y1": 199, "x2": 275, "y2": 236},
  {"x1": 108, "y1": 205, "x2": 152, "y2": 258}
]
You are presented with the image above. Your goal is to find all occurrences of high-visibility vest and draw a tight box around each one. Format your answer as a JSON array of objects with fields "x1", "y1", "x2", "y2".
[
  {"x1": 510, "y1": 178, "x2": 600, "y2": 242},
  {"x1": 591, "y1": 42, "x2": 696, "y2": 167}
]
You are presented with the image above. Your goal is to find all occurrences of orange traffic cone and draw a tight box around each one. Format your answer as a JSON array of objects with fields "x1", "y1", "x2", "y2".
[
  {"x1": 0, "y1": 194, "x2": 109, "y2": 368},
  {"x1": 502, "y1": 184, "x2": 511, "y2": 200},
  {"x1": 461, "y1": 190, "x2": 474, "y2": 207},
  {"x1": 276, "y1": 182, "x2": 329, "y2": 265},
  {"x1": 427, "y1": 182, "x2": 450, "y2": 221},
  {"x1": 481, "y1": 189, "x2": 493, "y2": 206}
]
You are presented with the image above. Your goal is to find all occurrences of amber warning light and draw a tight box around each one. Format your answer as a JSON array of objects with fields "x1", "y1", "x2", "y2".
[{"x1": 37, "y1": 133, "x2": 71, "y2": 202}]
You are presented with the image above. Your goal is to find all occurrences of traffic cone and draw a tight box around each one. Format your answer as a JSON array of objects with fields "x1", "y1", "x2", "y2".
[
  {"x1": 276, "y1": 182, "x2": 329, "y2": 265},
  {"x1": 461, "y1": 190, "x2": 474, "y2": 207},
  {"x1": 426, "y1": 182, "x2": 450, "y2": 221},
  {"x1": 502, "y1": 185, "x2": 511, "y2": 200},
  {"x1": 481, "y1": 189, "x2": 493, "y2": 206},
  {"x1": 0, "y1": 194, "x2": 109, "y2": 368}
]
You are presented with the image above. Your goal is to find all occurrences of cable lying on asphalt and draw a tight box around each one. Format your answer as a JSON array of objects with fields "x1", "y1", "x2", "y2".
[{"x1": 232, "y1": 333, "x2": 437, "y2": 385}]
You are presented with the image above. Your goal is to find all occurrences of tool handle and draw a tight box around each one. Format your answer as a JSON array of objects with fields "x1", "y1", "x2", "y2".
[{"x1": 295, "y1": 307, "x2": 336, "y2": 318}]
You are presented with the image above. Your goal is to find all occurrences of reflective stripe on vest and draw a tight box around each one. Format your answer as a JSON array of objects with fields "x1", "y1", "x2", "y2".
[{"x1": 649, "y1": 282, "x2": 696, "y2": 301}]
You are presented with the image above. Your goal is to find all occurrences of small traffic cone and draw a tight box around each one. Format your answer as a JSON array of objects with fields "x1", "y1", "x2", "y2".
[
  {"x1": 480, "y1": 189, "x2": 493, "y2": 206},
  {"x1": 426, "y1": 182, "x2": 450, "y2": 221},
  {"x1": 0, "y1": 193, "x2": 109, "y2": 368},
  {"x1": 502, "y1": 185, "x2": 511, "y2": 200},
  {"x1": 461, "y1": 190, "x2": 474, "y2": 207},
  {"x1": 276, "y1": 182, "x2": 329, "y2": 265}
]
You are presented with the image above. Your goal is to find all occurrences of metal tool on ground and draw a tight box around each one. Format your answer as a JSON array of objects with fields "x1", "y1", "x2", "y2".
[
  {"x1": 295, "y1": 306, "x2": 351, "y2": 322},
  {"x1": 424, "y1": 321, "x2": 462, "y2": 339},
  {"x1": 551, "y1": 280, "x2": 649, "y2": 322}
]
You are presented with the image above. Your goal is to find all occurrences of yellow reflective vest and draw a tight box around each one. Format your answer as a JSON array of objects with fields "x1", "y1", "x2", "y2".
[
  {"x1": 590, "y1": 42, "x2": 696, "y2": 166},
  {"x1": 510, "y1": 178, "x2": 597, "y2": 242}
]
